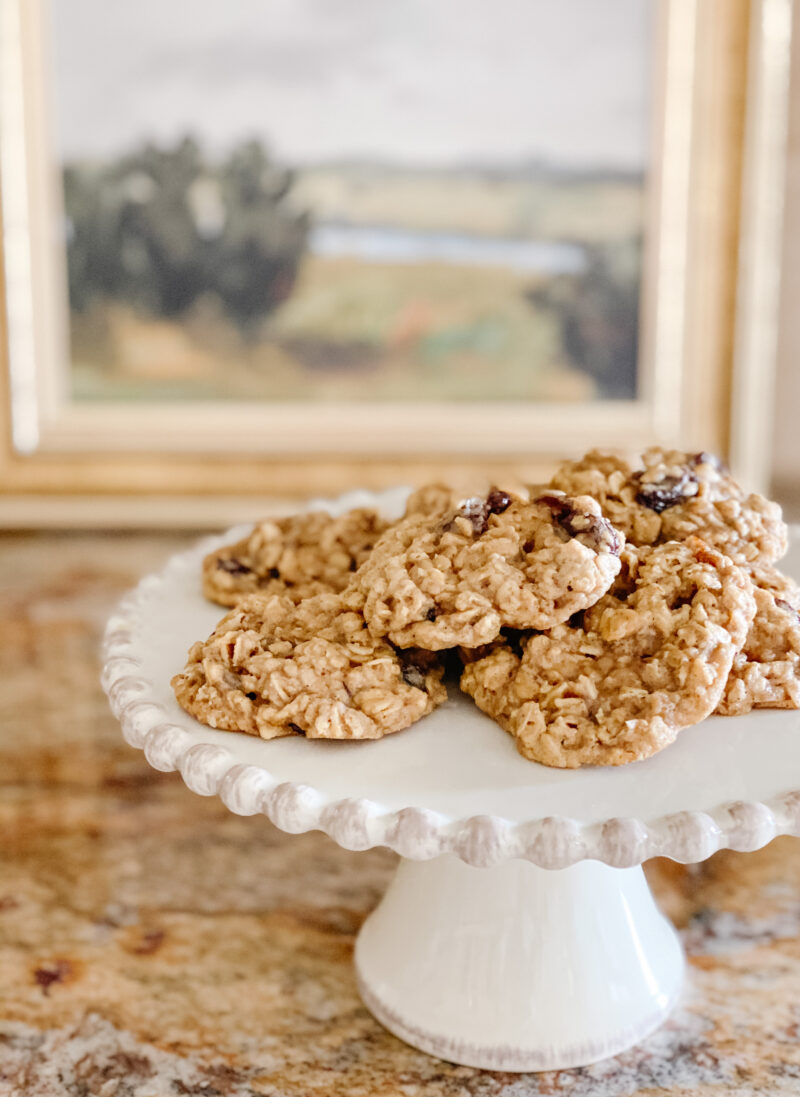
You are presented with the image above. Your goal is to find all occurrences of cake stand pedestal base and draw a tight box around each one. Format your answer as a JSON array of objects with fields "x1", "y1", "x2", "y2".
[{"x1": 355, "y1": 854, "x2": 684, "y2": 1071}]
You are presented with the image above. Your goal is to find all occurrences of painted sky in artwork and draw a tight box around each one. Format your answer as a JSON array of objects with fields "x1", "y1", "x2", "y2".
[{"x1": 51, "y1": 0, "x2": 654, "y2": 170}]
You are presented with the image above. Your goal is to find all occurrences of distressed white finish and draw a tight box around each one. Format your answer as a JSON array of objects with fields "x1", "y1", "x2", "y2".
[
  {"x1": 101, "y1": 495, "x2": 800, "y2": 1069},
  {"x1": 355, "y1": 855, "x2": 684, "y2": 1071}
]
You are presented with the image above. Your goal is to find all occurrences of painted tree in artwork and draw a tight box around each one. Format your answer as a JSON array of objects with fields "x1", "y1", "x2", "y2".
[
  {"x1": 63, "y1": 136, "x2": 309, "y2": 333},
  {"x1": 525, "y1": 238, "x2": 641, "y2": 399}
]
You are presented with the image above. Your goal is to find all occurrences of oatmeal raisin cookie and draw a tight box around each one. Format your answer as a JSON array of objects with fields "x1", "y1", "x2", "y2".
[
  {"x1": 716, "y1": 563, "x2": 800, "y2": 715},
  {"x1": 460, "y1": 538, "x2": 756, "y2": 767},
  {"x1": 549, "y1": 448, "x2": 787, "y2": 565},
  {"x1": 203, "y1": 508, "x2": 390, "y2": 608},
  {"x1": 172, "y1": 591, "x2": 446, "y2": 739},
  {"x1": 354, "y1": 488, "x2": 624, "y2": 650}
]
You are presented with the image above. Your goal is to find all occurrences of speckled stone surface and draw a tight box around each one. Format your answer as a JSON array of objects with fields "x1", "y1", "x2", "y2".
[{"x1": 2, "y1": 531, "x2": 800, "y2": 1096}]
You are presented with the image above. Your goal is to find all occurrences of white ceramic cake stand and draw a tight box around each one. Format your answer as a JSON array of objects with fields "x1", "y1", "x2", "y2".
[{"x1": 101, "y1": 489, "x2": 800, "y2": 1072}]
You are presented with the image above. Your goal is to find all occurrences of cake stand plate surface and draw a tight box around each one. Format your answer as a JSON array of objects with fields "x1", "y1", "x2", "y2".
[{"x1": 102, "y1": 489, "x2": 800, "y2": 1071}]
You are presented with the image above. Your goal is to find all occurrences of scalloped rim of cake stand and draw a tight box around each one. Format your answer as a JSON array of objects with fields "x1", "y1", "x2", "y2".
[{"x1": 101, "y1": 490, "x2": 800, "y2": 870}]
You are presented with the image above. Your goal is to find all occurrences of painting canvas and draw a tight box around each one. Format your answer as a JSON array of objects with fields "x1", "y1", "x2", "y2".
[{"x1": 49, "y1": 0, "x2": 654, "y2": 408}]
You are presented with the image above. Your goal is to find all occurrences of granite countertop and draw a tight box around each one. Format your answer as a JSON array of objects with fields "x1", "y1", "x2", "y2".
[{"x1": 2, "y1": 530, "x2": 800, "y2": 1096}]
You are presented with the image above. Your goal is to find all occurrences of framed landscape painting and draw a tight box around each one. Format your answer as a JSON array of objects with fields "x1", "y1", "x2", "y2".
[{"x1": 0, "y1": 0, "x2": 792, "y2": 524}]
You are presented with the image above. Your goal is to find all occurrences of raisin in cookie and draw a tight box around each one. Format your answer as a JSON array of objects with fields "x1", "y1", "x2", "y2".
[
  {"x1": 461, "y1": 538, "x2": 756, "y2": 768},
  {"x1": 716, "y1": 563, "x2": 800, "y2": 715},
  {"x1": 549, "y1": 448, "x2": 787, "y2": 566},
  {"x1": 203, "y1": 508, "x2": 390, "y2": 608},
  {"x1": 353, "y1": 488, "x2": 624, "y2": 650},
  {"x1": 172, "y1": 591, "x2": 446, "y2": 740}
]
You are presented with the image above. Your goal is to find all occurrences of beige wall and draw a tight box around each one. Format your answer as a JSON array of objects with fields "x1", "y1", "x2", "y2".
[{"x1": 773, "y1": 14, "x2": 800, "y2": 508}]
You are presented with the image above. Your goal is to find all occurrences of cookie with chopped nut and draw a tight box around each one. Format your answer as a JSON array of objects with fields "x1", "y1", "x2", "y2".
[
  {"x1": 461, "y1": 538, "x2": 756, "y2": 768},
  {"x1": 172, "y1": 591, "x2": 446, "y2": 740},
  {"x1": 716, "y1": 563, "x2": 800, "y2": 715},
  {"x1": 548, "y1": 448, "x2": 787, "y2": 566},
  {"x1": 353, "y1": 488, "x2": 624, "y2": 651},
  {"x1": 203, "y1": 508, "x2": 390, "y2": 608}
]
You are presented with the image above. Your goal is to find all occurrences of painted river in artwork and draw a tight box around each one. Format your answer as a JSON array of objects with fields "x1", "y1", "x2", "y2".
[{"x1": 310, "y1": 222, "x2": 588, "y2": 274}]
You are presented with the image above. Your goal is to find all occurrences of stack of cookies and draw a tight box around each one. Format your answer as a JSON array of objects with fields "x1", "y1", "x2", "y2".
[{"x1": 172, "y1": 448, "x2": 799, "y2": 768}]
